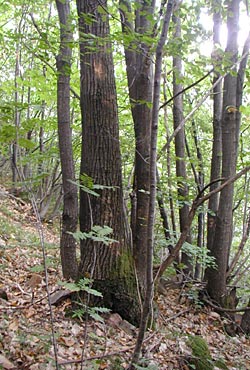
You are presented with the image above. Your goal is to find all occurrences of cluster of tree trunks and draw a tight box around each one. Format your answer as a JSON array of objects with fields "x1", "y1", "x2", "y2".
[{"x1": 55, "y1": 0, "x2": 250, "y2": 346}]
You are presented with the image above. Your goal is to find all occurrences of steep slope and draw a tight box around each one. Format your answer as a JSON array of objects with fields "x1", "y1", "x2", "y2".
[{"x1": 0, "y1": 186, "x2": 249, "y2": 369}]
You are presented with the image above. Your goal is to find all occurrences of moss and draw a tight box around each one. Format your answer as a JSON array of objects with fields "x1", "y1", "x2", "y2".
[
  {"x1": 93, "y1": 277, "x2": 141, "y2": 326},
  {"x1": 186, "y1": 335, "x2": 214, "y2": 370}
]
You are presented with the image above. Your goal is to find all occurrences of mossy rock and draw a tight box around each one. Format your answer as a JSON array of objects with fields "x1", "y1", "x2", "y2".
[
  {"x1": 186, "y1": 335, "x2": 229, "y2": 370},
  {"x1": 186, "y1": 335, "x2": 214, "y2": 370}
]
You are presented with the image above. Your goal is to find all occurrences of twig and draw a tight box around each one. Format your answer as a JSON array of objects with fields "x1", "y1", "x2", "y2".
[
  {"x1": 158, "y1": 47, "x2": 250, "y2": 158},
  {"x1": 58, "y1": 330, "x2": 156, "y2": 365},
  {"x1": 161, "y1": 309, "x2": 190, "y2": 323},
  {"x1": 30, "y1": 196, "x2": 59, "y2": 370},
  {"x1": 203, "y1": 297, "x2": 250, "y2": 313},
  {"x1": 159, "y1": 68, "x2": 214, "y2": 110},
  {"x1": 2, "y1": 191, "x2": 26, "y2": 206},
  {"x1": 58, "y1": 347, "x2": 133, "y2": 365}
]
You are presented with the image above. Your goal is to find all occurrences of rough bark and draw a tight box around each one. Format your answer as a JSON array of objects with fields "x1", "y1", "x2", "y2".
[
  {"x1": 241, "y1": 300, "x2": 250, "y2": 334},
  {"x1": 77, "y1": 0, "x2": 140, "y2": 325},
  {"x1": 206, "y1": 0, "x2": 240, "y2": 304},
  {"x1": 56, "y1": 0, "x2": 78, "y2": 279},
  {"x1": 119, "y1": 0, "x2": 153, "y2": 291}
]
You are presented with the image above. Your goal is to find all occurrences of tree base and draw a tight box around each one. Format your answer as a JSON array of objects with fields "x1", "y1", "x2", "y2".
[
  {"x1": 76, "y1": 278, "x2": 141, "y2": 326},
  {"x1": 95, "y1": 278, "x2": 141, "y2": 326}
]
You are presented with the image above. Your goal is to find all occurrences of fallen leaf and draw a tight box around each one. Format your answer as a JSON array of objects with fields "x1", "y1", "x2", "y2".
[
  {"x1": 0, "y1": 354, "x2": 15, "y2": 369},
  {"x1": 59, "y1": 336, "x2": 75, "y2": 347},
  {"x1": 8, "y1": 319, "x2": 19, "y2": 331},
  {"x1": 26, "y1": 274, "x2": 43, "y2": 290}
]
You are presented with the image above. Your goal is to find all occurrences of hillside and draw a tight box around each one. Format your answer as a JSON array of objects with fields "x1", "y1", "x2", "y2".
[{"x1": 0, "y1": 186, "x2": 249, "y2": 369}]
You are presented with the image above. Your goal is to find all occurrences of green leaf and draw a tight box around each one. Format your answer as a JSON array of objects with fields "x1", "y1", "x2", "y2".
[
  {"x1": 83, "y1": 286, "x2": 103, "y2": 297},
  {"x1": 58, "y1": 281, "x2": 81, "y2": 292}
]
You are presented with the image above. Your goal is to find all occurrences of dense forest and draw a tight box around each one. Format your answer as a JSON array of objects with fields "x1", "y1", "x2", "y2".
[{"x1": 1, "y1": 0, "x2": 250, "y2": 368}]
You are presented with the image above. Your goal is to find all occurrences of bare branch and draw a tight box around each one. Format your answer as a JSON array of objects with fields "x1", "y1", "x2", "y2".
[{"x1": 154, "y1": 165, "x2": 250, "y2": 283}]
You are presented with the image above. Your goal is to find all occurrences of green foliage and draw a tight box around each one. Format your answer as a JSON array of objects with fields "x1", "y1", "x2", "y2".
[
  {"x1": 72, "y1": 305, "x2": 110, "y2": 323},
  {"x1": 72, "y1": 175, "x2": 118, "y2": 198},
  {"x1": 182, "y1": 241, "x2": 216, "y2": 270},
  {"x1": 59, "y1": 278, "x2": 102, "y2": 297},
  {"x1": 70, "y1": 225, "x2": 117, "y2": 246},
  {"x1": 59, "y1": 278, "x2": 110, "y2": 323}
]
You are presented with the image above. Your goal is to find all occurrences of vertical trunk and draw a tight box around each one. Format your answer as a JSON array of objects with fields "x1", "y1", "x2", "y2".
[
  {"x1": 12, "y1": 22, "x2": 22, "y2": 186},
  {"x1": 206, "y1": 0, "x2": 239, "y2": 304},
  {"x1": 130, "y1": 2, "x2": 174, "y2": 365},
  {"x1": 77, "y1": 0, "x2": 140, "y2": 325},
  {"x1": 189, "y1": 118, "x2": 205, "y2": 279},
  {"x1": 163, "y1": 71, "x2": 177, "y2": 235},
  {"x1": 206, "y1": 0, "x2": 222, "y2": 262},
  {"x1": 23, "y1": 59, "x2": 33, "y2": 181},
  {"x1": 119, "y1": 0, "x2": 153, "y2": 291},
  {"x1": 172, "y1": 2, "x2": 192, "y2": 275},
  {"x1": 56, "y1": 0, "x2": 78, "y2": 280}
]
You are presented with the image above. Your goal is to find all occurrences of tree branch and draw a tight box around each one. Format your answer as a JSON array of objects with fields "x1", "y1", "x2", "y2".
[
  {"x1": 158, "y1": 48, "x2": 250, "y2": 159},
  {"x1": 154, "y1": 165, "x2": 250, "y2": 284},
  {"x1": 159, "y1": 68, "x2": 214, "y2": 110}
]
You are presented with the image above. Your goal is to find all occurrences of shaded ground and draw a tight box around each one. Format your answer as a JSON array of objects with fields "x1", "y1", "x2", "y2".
[{"x1": 0, "y1": 186, "x2": 250, "y2": 369}]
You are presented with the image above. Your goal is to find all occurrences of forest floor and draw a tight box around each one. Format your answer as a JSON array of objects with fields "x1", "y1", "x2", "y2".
[{"x1": 0, "y1": 185, "x2": 250, "y2": 370}]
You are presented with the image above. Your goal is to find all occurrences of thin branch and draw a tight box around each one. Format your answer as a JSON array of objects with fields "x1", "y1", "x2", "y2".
[
  {"x1": 158, "y1": 47, "x2": 250, "y2": 158},
  {"x1": 26, "y1": 15, "x2": 80, "y2": 100},
  {"x1": 159, "y1": 68, "x2": 214, "y2": 110},
  {"x1": 203, "y1": 296, "x2": 250, "y2": 313},
  {"x1": 30, "y1": 196, "x2": 59, "y2": 369},
  {"x1": 227, "y1": 210, "x2": 250, "y2": 279},
  {"x1": 154, "y1": 165, "x2": 250, "y2": 283}
]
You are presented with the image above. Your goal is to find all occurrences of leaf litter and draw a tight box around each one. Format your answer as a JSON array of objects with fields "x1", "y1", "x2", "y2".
[{"x1": 0, "y1": 187, "x2": 250, "y2": 369}]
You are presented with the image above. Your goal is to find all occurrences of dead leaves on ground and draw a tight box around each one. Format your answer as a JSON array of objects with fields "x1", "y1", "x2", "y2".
[{"x1": 0, "y1": 191, "x2": 250, "y2": 369}]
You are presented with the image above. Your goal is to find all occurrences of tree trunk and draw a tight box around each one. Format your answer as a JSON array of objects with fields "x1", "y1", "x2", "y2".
[
  {"x1": 129, "y1": 1, "x2": 174, "y2": 366},
  {"x1": 12, "y1": 18, "x2": 23, "y2": 186},
  {"x1": 172, "y1": 2, "x2": 193, "y2": 275},
  {"x1": 119, "y1": 0, "x2": 153, "y2": 291},
  {"x1": 206, "y1": 0, "x2": 240, "y2": 304},
  {"x1": 206, "y1": 0, "x2": 222, "y2": 267},
  {"x1": 77, "y1": 0, "x2": 140, "y2": 325},
  {"x1": 56, "y1": 0, "x2": 78, "y2": 280}
]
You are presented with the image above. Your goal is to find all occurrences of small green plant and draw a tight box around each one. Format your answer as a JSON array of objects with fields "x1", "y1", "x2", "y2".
[
  {"x1": 108, "y1": 356, "x2": 123, "y2": 370},
  {"x1": 184, "y1": 287, "x2": 204, "y2": 308},
  {"x1": 132, "y1": 358, "x2": 159, "y2": 369},
  {"x1": 69, "y1": 225, "x2": 117, "y2": 245},
  {"x1": 58, "y1": 278, "x2": 110, "y2": 322},
  {"x1": 72, "y1": 304, "x2": 110, "y2": 322}
]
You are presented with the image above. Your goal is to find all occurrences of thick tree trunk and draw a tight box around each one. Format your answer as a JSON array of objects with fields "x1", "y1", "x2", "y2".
[
  {"x1": 77, "y1": 0, "x2": 140, "y2": 325},
  {"x1": 56, "y1": 0, "x2": 78, "y2": 280},
  {"x1": 206, "y1": 0, "x2": 240, "y2": 304},
  {"x1": 119, "y1": 0, "x2": 153, "y2": 291}
]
